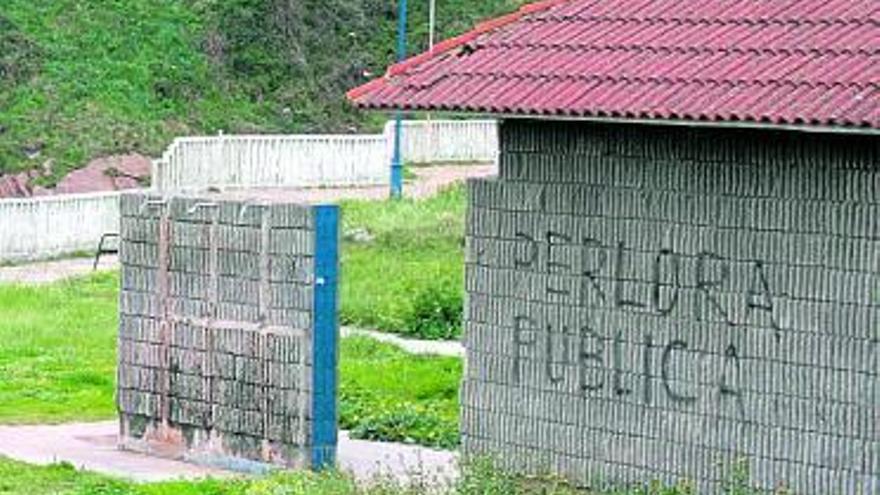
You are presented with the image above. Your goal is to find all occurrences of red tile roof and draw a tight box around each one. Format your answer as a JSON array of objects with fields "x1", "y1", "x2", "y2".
[{"x1": 348, "y1": 0, "x2": 880, "y2": 130}]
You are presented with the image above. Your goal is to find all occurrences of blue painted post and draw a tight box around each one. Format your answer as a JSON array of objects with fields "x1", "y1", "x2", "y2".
[
  {"x1": 311, "y1": 205, "x2": 339, "y2": 469},
  {"x1": 391, "y1": 114, "x2": 404, "y2": 199},
  {"x1": 391, "y1": 0, "x2": 408, "y2": 199}
]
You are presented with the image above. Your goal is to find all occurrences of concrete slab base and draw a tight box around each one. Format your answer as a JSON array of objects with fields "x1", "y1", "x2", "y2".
[
  {"x1": 0, "y1": 422, "x2": 458, "y2": 486},
  {"x1": 0, "y1": 256, "x2": 118, "y2": 285},
  {"x1": 341, "y1": 327, "x2": 463, "y2": 357}
]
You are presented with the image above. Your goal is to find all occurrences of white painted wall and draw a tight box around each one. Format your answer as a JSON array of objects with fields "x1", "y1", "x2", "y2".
[
  {"x1": 152, "y1": 134, "x2": 389, "y2": 192},
  {"x1": 0, "y1": 192, "x2": 120, "y2": 263},
  {"x1": 386, "y1": 119, "x2": 498, "y2": 165},
  {"x1": 153, "y1": 120, "x2": 499, "y2": 192}
]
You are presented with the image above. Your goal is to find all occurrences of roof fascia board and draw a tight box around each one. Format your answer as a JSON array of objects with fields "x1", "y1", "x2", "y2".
[
  {"x1": 500, "y1": 114, "x2": 880, "y2": 137},
  {"x1": 370, "y1": 110, "x2": 880, "y2": 136}
]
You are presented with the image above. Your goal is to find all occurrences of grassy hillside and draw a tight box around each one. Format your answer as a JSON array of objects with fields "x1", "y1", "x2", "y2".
[{"x1": 0, "y1": 0, "x2": 526, "y2": 182}]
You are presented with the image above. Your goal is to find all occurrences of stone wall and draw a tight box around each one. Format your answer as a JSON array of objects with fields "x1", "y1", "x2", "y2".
[
  {"x1": 462, "y1": 120, "x2": 879, "y2": 493},
  {"x1": 117, "y1": 192, "x2": 338, "y2": 470}
]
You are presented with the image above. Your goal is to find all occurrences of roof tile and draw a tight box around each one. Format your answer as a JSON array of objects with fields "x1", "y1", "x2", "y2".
[{"x1": 349, "y1": 0, "x2": 879, "y2": 129}]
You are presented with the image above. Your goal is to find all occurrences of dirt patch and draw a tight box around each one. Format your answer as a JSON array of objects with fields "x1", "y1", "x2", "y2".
[
  {"x1": 0, "y1": 169, "x2": 42, "y2": 197},
  {"x1": 54, "y1": 153, "x2": 151, "y2": 194},
  {"x1": 0, "y1": 153, "x2": 151, "y2": 198}
]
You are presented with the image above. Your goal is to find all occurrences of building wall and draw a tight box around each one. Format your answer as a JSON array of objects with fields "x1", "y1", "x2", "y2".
[
  {"x1": 117, "y1": 193, "x2": 338, "y2": 470},
  {"x1": 462, "y1": 120, "x2": 879, "y2": 493}
]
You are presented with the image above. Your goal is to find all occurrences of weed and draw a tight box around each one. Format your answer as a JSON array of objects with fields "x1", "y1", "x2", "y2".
[
  {"x1": 340, "y1": 186, "x2": 465, "y2": 340},
  {"x1": 405, "y1": 282, "x2": 462, "y2": 341},
  {"x1": 721, "y1": 458, "x2": 760, "y2": 495},
  {"x1": 339, "y1": 337, "x2": 461, "y2": 449}
]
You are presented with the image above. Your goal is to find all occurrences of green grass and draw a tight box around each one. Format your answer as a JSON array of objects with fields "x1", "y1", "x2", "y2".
[
  {"x1": 0, "y1": 272, "x2": 119, "y2": 423},
  {"x1": 1, "y1": 0, "x2": 229, "y2": 179},
  {"x1": 0, "y1": 0, "x2": 527, "y2": 181},
  {"x1": 0, "y1": 456, "x2": 715, "y2": 495},
  {"x1": 340, "y1": 337, "x2": 461, "y2": 449},
  {"x1": 0, "y1": 457, "x2": 285, "y2": 495},
  {"x1": 340, "y1": 186, "x2": 465, "y2": 340},
  {"x1": 0, "y1": 273, "x2": 462, "y2": 448}
]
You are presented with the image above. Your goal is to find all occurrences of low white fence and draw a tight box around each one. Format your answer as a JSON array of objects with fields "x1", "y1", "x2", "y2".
[
  {"x1": 385, "y1": 119, "x2": 498, "y2": 164},
  {"x1": 0, "y1": 191, "x2": 120, "y2": 263},
  {"x1": 152, "y1": 134, "x2": 389, "y2": 192},
  {"x1": 0, "y1": 120, "x2": 499, "y2": 262},
  {"x1": 153, "y1": 120, "x2": 498, "y2": 192}
]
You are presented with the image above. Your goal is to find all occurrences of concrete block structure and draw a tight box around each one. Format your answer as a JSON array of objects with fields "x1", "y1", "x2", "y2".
[
  {"x1": 350, "y1": 0, "x2": 878, "y2": 492},
  {"x1": 461, "y1": 121, "x2": 879, "y2": 493},
  {"x1": 117, "y1": 192, "x2": 338, "y2": 470}
]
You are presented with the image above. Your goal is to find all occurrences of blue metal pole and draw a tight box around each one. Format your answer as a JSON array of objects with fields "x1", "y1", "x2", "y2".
[
  {"x1": 311, "y1": 204, "x2": 340, "y2": 470},
  {"x1": 391, "y1": 0, "x2": 408, "y2": 199}
]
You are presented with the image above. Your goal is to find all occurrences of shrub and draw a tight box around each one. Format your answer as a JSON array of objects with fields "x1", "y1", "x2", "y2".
[
  {"x1": 348, "y1": 404, "x2": 458, "y2": 450},
  {"x1": 404, "y1": 282, "x2": 462, "y2": 340},
  {"x1": 340, "y1": 187, "x2": 466, "y2": 341},
  {"x1": 339, "y1": 337, "x2": 461, "y2": 450}
]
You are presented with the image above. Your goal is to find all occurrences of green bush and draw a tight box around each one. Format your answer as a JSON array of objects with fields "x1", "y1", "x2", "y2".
[
  {"x1": 340, "y1": 187, "x2": 466, "y2": 341},
  {"x1": 339, "y1": 337, "x2": 461, "y2": 449},
  {"x1": 405, "y1": 282, "x2": 462, "y2": 341},
  {"x1": 348, "y1": 403, "x2": 458, "y2": 449}
]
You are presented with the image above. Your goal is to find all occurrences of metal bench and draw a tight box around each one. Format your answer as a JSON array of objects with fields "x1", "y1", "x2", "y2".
[{"x1": 93, "y1": 233, "x2": 120, "y2": 270}]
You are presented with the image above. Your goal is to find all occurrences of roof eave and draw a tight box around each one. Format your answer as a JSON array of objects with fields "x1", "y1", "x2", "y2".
[
  {"x1": 502, "y1": 113, "x2": 880, "y2": 136},
  {"x1": 354, "y1": 102, "x2": 880, "y2": 136}
]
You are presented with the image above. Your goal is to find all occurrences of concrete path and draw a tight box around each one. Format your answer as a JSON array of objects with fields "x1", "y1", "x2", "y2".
[
  {"x1": 0, "y1": 422, "x2": 230, "y2": 482},
  {"x1": 323, "y1": 163, "x2": 495, "y2": 202},
  {"x1": 0, "y1": 421, "x2": 458, "y2": 485},
  {"x1": 342, "y1": 327, "x2": 463, "y2": 358},
  {"x1": 0, "y1": 255, "x2": 118, "y2": 285},
  {"x1": 215, "y1": 164, "x2": 495, "y2": 205}
]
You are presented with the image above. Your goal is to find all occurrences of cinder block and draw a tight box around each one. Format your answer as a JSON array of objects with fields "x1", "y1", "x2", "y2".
[
  {"x1": 465, "y1": 121, "x2": 880, "y2": 493},
  {"x1": 117, "y1": 193, "x2": 335, "y2": 470}
]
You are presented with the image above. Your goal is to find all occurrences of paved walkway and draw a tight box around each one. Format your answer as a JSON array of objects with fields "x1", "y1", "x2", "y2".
[
  {"x1": 0, "y1": 255, "x2": 118, "y2": 285},
  {"x1": 342, "y1": 327, "x2": 463, "y2": 357},
  {"x1": 0, "y1": 421, "x2": 458, "y2": 485},
  {"x1": 219, "y1": 164, "x2": 495, "y2": 205}
]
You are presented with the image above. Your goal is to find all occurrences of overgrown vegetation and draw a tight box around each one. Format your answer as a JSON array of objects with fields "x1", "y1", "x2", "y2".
[
  {"x1": 340, "y1": 337, "x2": 460, "y2": 448},
  {"x1": 0, "y1": 0, "x2": 527, "y2": 182},
  {"x1": 0, "y1": 273, "x2": 461, "y2": 448},
  {"x1": 0, "y1": 455, "x2": 736, "y2": 495},
  {"x1": 340, "y1": 186, "x2": 465, "y2": 340}
]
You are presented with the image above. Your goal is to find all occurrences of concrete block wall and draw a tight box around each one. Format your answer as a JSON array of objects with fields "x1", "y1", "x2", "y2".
[
  {"x1": 117, "y1": 192, "x2": 338, "y2": 470},
  {"x1": 462, "y1": 120, "x2": 879, "y2": 493}
]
